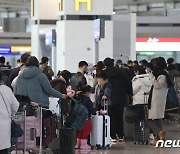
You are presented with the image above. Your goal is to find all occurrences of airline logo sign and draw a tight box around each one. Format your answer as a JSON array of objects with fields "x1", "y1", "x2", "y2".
[{"x1": 75, "y1": 0, "x2": 92, "y2": 11}]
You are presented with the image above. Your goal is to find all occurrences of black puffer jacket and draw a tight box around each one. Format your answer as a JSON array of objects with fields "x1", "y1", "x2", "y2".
[{"x1": 104, "y1": 67, "x2": 133, "y2": 106}]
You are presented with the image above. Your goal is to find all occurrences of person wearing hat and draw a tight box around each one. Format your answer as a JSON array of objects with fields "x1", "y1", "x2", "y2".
[{"x1": 103, "y1": 58, "x2": 133, "y2": 142}]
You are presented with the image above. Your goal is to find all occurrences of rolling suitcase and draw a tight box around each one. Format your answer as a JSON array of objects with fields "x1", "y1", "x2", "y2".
[
  {"x1": 134, "y1": 120, "x2": 149, "y2": 145},
  {"x1": 90, "y1": 100, "x2": 110, "y2": 149},
  {"x1": 123, "y1": 107, "x2": 135, "y2": 141},
  {"x1": 42, "y1": 117, "x2": 53, "y2": 146},
  {"x1": 17, "y1": 116, "x2": 40, "y2": 150},
  {"x1": 59, "y1": 127, "x2": 76, "y2": 154},
  {"x1": 134, "y1": 94, "x2": 149, "y2": 144}
]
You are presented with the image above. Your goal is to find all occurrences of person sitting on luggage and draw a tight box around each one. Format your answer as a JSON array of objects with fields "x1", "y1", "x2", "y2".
[
  {"x1": 95, "y1": 70, "x2": 111, "y2": 114},
  {"x1": 75, "y1": 85, "x2": 96, "y2": 150}
]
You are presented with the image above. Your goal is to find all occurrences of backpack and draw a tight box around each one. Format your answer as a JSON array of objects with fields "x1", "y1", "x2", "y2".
[
  {"x1": 64, "y1": 98, "x2": 88, "y2": 131},
  {"x1": 166, "y1": 86, "x2": 180, "y2": 110}
]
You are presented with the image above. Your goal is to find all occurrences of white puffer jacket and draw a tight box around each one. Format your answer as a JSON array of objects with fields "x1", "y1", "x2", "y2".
[{"x1": 132, "y1": 74, "x2": 152, "y2": 105}]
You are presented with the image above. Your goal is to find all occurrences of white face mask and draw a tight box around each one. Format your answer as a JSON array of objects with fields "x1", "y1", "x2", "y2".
[
  {"x1": 93, "y1": 70, "x2": 96, "y2": 75},
  {"x1": 17, "y1": 63, "x2": 21, "y2": 67}
]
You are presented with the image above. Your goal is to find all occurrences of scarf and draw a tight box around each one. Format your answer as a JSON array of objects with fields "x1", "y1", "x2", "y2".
[{"x1": 148, "y1": 69, "x2": 172, "y2": 109}]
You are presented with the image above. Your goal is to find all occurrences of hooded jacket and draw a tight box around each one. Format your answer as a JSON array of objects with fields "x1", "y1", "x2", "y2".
[
  {"x1": 104, "y1": 67, "x2": 133, "y2": 106},
  {"x1": 132, "y1": 74, "x2": 152, "y2": 105},
  {"x1": 13, "y1": 66, "x2": 62, "y2": 107}
]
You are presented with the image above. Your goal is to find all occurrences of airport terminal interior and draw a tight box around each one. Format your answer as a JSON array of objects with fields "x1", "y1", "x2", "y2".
[{"x1": 0, "y1": 0, "x2": 180, "y2": 154}]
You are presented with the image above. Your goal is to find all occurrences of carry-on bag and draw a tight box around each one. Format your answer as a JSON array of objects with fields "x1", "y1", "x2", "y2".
[
  {"x1": 134, "y1": 94, "x2": 149, "y2": 144},
  {"x1": 90, "y1": 100, "x2": 110, "y2": 149},
  {"x1": 134, "y1": 120, "x2": 149, "y2": 145},
  {"x1": 17, "y1": 116, "x2": 40, "y2": 150},
  {"x1": 59, "y1": 127, "x2": 76, "y2": 154},
  {"x1": 123, "y1": 107, "x2": 135, "y2": 141}
]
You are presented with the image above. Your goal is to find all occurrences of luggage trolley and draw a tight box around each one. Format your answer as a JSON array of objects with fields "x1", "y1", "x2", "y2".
[{"x1": 13, "y1": 96, "x2": 53, "y2": 154}]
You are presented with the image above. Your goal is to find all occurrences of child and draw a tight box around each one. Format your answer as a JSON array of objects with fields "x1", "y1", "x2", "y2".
[
  {"x1": 95, "y1": 70, "x2": 111, "y2": 113},
  {"x1": 75, "y1": 85, "x2": 96, "y2": 150}
]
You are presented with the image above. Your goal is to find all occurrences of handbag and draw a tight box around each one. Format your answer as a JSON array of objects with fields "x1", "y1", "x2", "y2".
[{"x1": 0, "y1": 91, "x2": 23, "y2": 138}]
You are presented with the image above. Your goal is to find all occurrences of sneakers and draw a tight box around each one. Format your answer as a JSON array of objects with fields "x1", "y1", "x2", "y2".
[
  {"x1": 110, "y1": 138, "x2": 118, "y2": 143},
  {"x1": 79, "y1": 139, "x2": 91, "y2": 150},
  {"x1": 118, "y1": 137, "x2": 125, "y2": 142},
  {"x1": 149, "y1": 139, "x2": 157, "y2": 146},
  {"x1": 75, "y1": 139, "x2": 81, "y2": 149}
]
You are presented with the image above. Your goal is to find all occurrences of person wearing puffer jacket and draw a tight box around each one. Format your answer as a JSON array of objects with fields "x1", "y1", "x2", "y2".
[
  {"x1": 12, "y1": 56, "x2": 68, "y2": 107},
  {"x1": 132, "y1": 66, "x2": 152, "y2": 106}
]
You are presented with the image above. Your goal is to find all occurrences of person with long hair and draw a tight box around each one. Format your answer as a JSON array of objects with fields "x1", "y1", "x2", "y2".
[{"x1": 147, "y1": 57, "x2": 172, "y2": 145}]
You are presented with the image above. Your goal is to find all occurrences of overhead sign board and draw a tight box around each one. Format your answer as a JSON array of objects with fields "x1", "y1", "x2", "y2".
[
  {"x1": 0, "y1": 46, "x2": 11, "y2": 54},
  {"x1": 136, "y1": 38, "x2": 180, "y2": 51},
  {"x1": 11, "y1": 46, "x2": 32, "y2": 53}
]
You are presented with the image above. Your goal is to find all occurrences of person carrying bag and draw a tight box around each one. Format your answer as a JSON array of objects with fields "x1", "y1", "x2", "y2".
[{"x1": 0, "y1": 72, "x2": 20, "y2": 154}]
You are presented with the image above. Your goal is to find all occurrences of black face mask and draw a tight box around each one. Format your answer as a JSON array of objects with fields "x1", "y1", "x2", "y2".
[{"x1": 84, "y1": 71, "x2": 88, "y2": 75}]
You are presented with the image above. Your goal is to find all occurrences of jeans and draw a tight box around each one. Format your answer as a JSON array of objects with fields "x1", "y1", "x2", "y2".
[{"x1": 147, "y1": 119, "x2": 163, "y2": 135}]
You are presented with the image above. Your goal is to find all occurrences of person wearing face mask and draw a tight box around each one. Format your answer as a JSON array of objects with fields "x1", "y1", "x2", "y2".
[
  {"x1": 94, "y1": 70, "x2": 111, "y2": 116},
  {"x1": 146, "y1": 57, "x2": 172, "y2": 146},
  {"x1": 70, "y1": 61, "x2": 88, "y2": 92}
]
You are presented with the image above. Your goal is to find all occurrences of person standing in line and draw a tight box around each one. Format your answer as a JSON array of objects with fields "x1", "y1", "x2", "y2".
[
  {"x1": 13, "y1": 56, "x2": 68, "y2": 108},
  {"x1": 147, "y1": 57, "x2": 172, "y2": 146},
  {"x1": 103, "y1": 58, "x2": 133, "y2": 142},
  {"x1": 39, "y1": 57, "x2": 54, "y2": 81},
  {"x1": 0, "y1": 72, "x2": 19, "y2": 154},
  {"x1": 70, "y1": 61, "x2": 88, "y2": 92},
  {"x1": 9, "y1": 53, "x2": 30, "y2": 83},
  {"x1": 75, "y1": 85, "x2": 96, "y2": 150}
]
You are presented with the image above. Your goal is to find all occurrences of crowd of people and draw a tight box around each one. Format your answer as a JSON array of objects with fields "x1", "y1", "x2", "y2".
[{"x1": 0, "y1": 54, "x2": 180, "y2": 153}]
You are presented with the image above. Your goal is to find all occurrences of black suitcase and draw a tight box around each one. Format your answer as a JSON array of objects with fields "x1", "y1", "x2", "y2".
[
  {"x1": 59, "y1": 127, "x2": 76, "y2": 154},
  {"x1": 134, "y1": 120, "x2": 149, "y2": 145}
]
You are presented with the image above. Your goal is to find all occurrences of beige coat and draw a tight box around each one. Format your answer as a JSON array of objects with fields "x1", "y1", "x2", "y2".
[
  {"x1": 148, "y1": 73, "x2": 168, "y2": 120},
  {"x1": 0, "y1": 85, "x2": 19, "y2": 150}
]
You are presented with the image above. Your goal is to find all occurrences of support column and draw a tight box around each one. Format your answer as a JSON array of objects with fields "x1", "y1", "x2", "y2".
[
  {"x1": 113, "y1": 14, "x2": 137, "y2": 62},
  {"x1": 31, "y1": 0, "x2": 57, "y2": 61}
]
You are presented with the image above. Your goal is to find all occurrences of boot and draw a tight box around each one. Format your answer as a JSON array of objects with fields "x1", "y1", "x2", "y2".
[
  {"x1": 75, "y1": 139, "x2": 81, "y2": 149},
  {"x1": 80, "y1": 139, "x2": 91, "y2": 150},
  {"x1": 158, "y1": 131, "x2": 164, "y2": 140}
]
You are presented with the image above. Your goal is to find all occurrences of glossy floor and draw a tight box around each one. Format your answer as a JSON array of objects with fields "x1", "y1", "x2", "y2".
[{"x1": 75, "y1": 141, "x2": 180, "y2": 154}]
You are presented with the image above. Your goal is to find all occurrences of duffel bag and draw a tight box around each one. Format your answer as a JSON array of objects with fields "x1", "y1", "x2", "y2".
[
  {"x1": 64, "y1": 98, "x2": 88, "y2": 131},
  {"x1": 125, "y1": 105, "x2": 145, "y2": 123}
]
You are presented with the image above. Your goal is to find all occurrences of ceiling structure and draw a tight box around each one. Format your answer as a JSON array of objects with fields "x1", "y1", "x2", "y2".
[
  {"x1": 114, "y1": 0, "x2": 180, "y2": 16},
  {"x1": 0, "y1": 0, "x2": 180, "y2": 16},
  {"x1": 0, "y1": 0, "x2": 30, "y2": 12}
]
